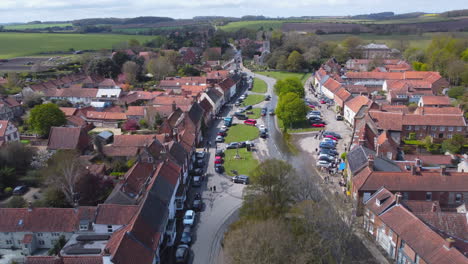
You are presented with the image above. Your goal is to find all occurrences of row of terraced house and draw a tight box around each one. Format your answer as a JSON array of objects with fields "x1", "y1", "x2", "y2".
[{"x1": 313, "y1": 57, "x2": 468, "y2": 263}]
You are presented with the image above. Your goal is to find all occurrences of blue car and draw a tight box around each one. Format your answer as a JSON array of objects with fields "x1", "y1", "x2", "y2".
[{"x1": 319, "y1": 143, "x2": 335, "y2": 149}]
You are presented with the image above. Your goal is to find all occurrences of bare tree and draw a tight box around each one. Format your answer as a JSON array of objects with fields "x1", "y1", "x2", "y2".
[
  {"x1": 122, "y1": 61, "x2": 139, "y2": 84},
  {"x1": 147, "y1": 56, "x2": 175, "y2": 80}
]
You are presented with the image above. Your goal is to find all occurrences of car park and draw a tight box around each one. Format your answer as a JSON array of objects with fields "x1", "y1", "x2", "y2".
[
  {"x1": 180, "y1": 226, "x2": 192, "y2": 245},
  {"x1": 13, "y1": 186, "x2": 28, "y2": 196},
  {"x1": 316, "y1": 160, "x2": 332, "y2": 168},
  {"x1": 232, "y1": 175, "x2": 249, "y2": 184},
  {"x1": 192, "y1": 176, "x2": 202, "y2": 187},
  {"x1": 215, "y1": 136, "x2": 224, "y2": 143},
  {"x1": 175, "y1": 244, "x2": 190, "y2": 263},
  {"x1": 215, "y1": 164, "x2": 225, "y2": 173},
  {"x1": 244, "y1": 119, "x2": 257, "y2": 126},
  {"x1": 183, "y1": 210, "x2": 196, "y2": 226}
]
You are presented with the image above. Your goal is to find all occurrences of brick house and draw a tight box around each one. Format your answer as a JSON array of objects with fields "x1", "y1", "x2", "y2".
[
  {"x1": 0, "y1": 120, "x2": 20, "y2": 145},
  {"x1": 363, "y1": 188, "x2": 467, "y2": 263}
]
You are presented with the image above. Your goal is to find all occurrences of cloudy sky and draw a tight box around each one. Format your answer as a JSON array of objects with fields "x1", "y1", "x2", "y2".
[{"x1": 0, "y1": 0, "x2": 466, "y2": 23}]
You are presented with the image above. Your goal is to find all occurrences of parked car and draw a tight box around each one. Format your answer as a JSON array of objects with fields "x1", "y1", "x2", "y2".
[
  {"x1": 265, "y1": 95, "x2": 271, "y2": 101},
  {"x1": 269, "y1": 109, "x2": 275, "y2": 115},
  {"x1": 189, "y1": 168, "x2": 203, "y2": 176},
  {"x1": 260, "y1": 131, "x2": 268, "y2": 138},
  {"x1": 308, "y1": 110, "x2": 321, "y2": 116},
  {"x1": 319, "y1": 154, "x2": 335, "y2": 162},
  {"x1": 215, "y1": 164, "x2": 225, "y2": 174},
  {"x1": 192, "y1": 193, "x2": 202, "y2": 211},
  {"x1": 320, "y1": 149, "x2": 338, "y2": 156},
  {"x1": 214, "y1": 156, "x2": 224, "y2": 164},
  {"x1": 319, "y1": 142, "x2": 335, "y2": 149},
  {"x1": 323, "y1": 131, "x2": 342, "y2": 139},
  {"x1": 240, "y1": 94, "x2": 247, "y2": 100},
  {"x1": 232, "y1": 175, "x2": 250, "y2": 184},
  {"x1": 336, "y1": 115, "x2": 344, "y2": 121},
  {"x1": 316, "y1": 160, "x2": 332, "y2": 168},
  {"x1": 244, "y1": 119, "x2": 257, "y2": 126},
  {"x1": 183, "y1": 210, "x2": 196, "y2": 226},
  {"x1": 307, "y1": 104, "x2": 316, "y2": 109},
  {"x1": 227, "y1": 142, "x2": 240, "y2": 149},
  {"x1": 236, "y1": 114, "x2": 248, "y2": 120},
  {"x1": 192, "y1": 176, "x2": 202, "y2": 187},
  {"x1": 221, "y1": 125, "x2": 228, "y2": 131},
  {"x1": 324, "y1": 135, "x2": 338, "y2": 141},
  {"x1": 312, "y1": 123, "x2": 326, "y2": 127},
  {"x1": 261, "y1": 108, "x2": 267, "y2": 116},
  {"x1": 13, "y1": 186, "x2": 28, "y2": 196},
  {"x1": 217, "y1": 131, "x2": 227, "y2": 137},
  {"x1": 320, "y1": 100, "x2": 327, "y2": 104},
  {"x1": 180, "y1": 226, "x2": 192, "y2": 245},
  {"x1": 322, "y1": 138, "x2": 337, "y2": 144},
  {"x1": 219, "y1": 127, "x2": 228, "y2": 133},
  {"x1": 244, "y1": 105, "x2": 253, "y2": 110},
  {"x1": 195, "y1": 151, "x2": 206, "y2": 160},
  {"x1": 193, "y1": 159, "x2": 205, "y2": 168},
  {"x1": 234, "y1": 100, "x2": 242, "y2": 106},
  {"x1": 175, "y1": 244, "x2": 190, "y2": 263},
  {"x1": 215, "y1": 136, "x2": 224, "y2": 143}
]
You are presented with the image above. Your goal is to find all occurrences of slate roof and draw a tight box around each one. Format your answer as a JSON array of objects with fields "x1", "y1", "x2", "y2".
[
  {"x1": 347, "y1": 146, "x2": 401, "y2": 175},
  {"x1": 206, "y1": 88, "x2": 223, "y2": 103},
  {"x1": 187, "y1": 102, "x2": 204, "y2": 126}
]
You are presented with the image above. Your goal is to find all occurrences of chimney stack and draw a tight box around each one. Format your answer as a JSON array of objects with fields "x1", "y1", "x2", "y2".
[
  {"x1": 368, "y1": 155, "x2": 374, "y2": 170},
  {"x1": 359, "y1": 139, "x2": 366, "y2": 146},
  {"x1": 415, "y1": 158, "x2": 422, "y2": 167},
  {"x1": 431, "y1": 202, "x2": 437, "y2": 212},
  {"x1": 411, "y1": 165, "x2": 417, "y2": 175},
  {"x1": 444, "y1": 237, "x2": 455, "y2": 249},
  {"x1": 28, "y1": 201, "x2": 33, "y2": 212},
  {"x1": 440, "y1": 165, "x2": 447, "y2": 176},
  {"x1": 395, "y1": 192, "x2": 402, "y2": 205},
  {"x1": 172, "y1": 101, "x2": 177, "y2": 112}
]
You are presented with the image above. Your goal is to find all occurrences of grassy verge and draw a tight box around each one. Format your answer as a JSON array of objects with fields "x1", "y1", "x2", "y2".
[
  {"x1": 278, "y1": 119, "x2": 322, "y2": 133},
  {"x1": 242, "y1": 94, "x2": 264, "y2": 106},
  {"x1": 223, "y1": 148, "x2": 259, "y2": 176},
  {"x1": 252, "y1": 78, "x2": 267, "y2": 93},
  {"x1": 403, "y1": 140, "x2": 423, "y2": 145},
  {"x1": 224, "y1": 124, "x2": 259, "y2": 143},
  {"x1": 255, "y1": 71, "x2": 310, "y2": 84},
  {"x1": 246, "y1": 108, "x2": 262, "y2": 119}
]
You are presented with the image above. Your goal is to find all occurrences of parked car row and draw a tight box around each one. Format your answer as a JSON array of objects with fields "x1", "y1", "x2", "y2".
[{"x1": 315, "y1": 131, "x2": 342, "y2": 169}]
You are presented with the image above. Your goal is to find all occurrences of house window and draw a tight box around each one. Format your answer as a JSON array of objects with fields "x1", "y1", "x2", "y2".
[
  {"x1": 431, "y1": 126, "x2": 437, "y2": 131},
  {"x1": 440, "y1": 126, "x2": 445, "y2": 132},
  {"x1": 457, "y1": 127, "x2": 463, "y2": 132},
  {"x1": 414, "y1": 126, "x2": 419, "y2": 131},
  {"x1": 38, "y1": 240, "x2": 45, "y2": 245},
  {"x1": 455, "y1": 194, "x2": 462, "y2": 203},
  {"x1": 448, "y1": 134, "x2": 453, "y2": 139},
  {"x1": 422, "y1": 126, "x2": 426, "y2": 129},
  {"x1": 426, "y1": 192, "x2": 432, "y2": 201},
  {"x1": 6, "y1": 240, "x2": 12, "y2": 245},
  {"x1": 3, "y1": 232, "x2": 9, "y2": 235},
  {"x1": 37, "y1": 233, "x2": 43, "y2": 237},
  {"x1": 406, "y1": 126, "x2": 412, "y2": 130},
  {"x1": 107, "y1": 225, "x2": 113, "y2": 233},
  {"x1": 431, "y1": 133, "x2": 437, "y2": 138},
  {"x1": 79, "y1": 225, "x2": 88, "y2": 231},
  {"x1": 448, "y1": 127, "x2": 454, "y2": 131},
  {"x1": 52, "y1": 233, "x2": 59, "y2": 237}
]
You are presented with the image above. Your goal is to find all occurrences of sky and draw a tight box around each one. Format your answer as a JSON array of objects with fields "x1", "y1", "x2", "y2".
[{"x1": 0, "y1": 0, "x2": 466, "y2": 23}]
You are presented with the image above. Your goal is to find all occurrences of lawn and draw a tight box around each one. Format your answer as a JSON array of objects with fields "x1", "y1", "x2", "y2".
[
  {"x1": 255, "y1": 71, "x2": 310, "y2": 84},
  {"x1": 223, "y1": 148, "x2": 259, "y2": 176},
  {"x1": 224, "y1": 124, "x2": 259, "y2": 143},
  {"x1": 242, "y1": 94, "x2": 265, "y2": 106},
  {"x1": 4, "y1": 23, "x2": 73, "y2": 30},
  {"x1": 252, "y1": 78, "x2": 267, "y2": 93},
  {"x1": 246, "y1": 108, "x2": 262, "y2": 119},
  {"x1": 278, "y1": 119, "x2": 323, "y2": 133},
  {"x1": 0, "y1": 33, "x2": 154, "y2": 58}
]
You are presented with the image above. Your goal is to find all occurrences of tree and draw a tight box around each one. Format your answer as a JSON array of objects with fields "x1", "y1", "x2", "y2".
[
  {"x1": 122, "y1": 61, "x2": 139, "y2": 84},
  {"x1": 447, "y1": 86, "x2": 466, "y2": 99},
  {"x1": 275, "y1": 55, "x2": 288, "y2": 70},
  {"x1": 274, "y1": 77, "x2": 304, "y2": 98},
  {"x1": 122, "y1": 119, "x2": 139, "y2": 131},
  {"x1": 0, "y1": 142, "x2": 35, "y2": 172},
  {"x1": 22, "y1": 91, "x2": 43, "y2": 108},
  {"x1": 277, "y1": 93, "x2": 308, "y2": 128},
  {"x1": 43, "y1": 150, "x2": 86, "y2": 205},
  {"x1": 147, "y1": 57, "x2": 175, "y2": 80},
  {"x1": 446, "y1": 60, "x2": 465, "y2": 85},
  {"x1": 287, "y1": 51, "x2": 304, "y2": 72},
  {"x1": 177, "y1": 64, "x2": 201, "y2": 77},
  {"x1": 342, "y1": 36, "x2": 363, "y2": 58},
  {"x1": 112, "y1": 51, "x2": 132, "y2": 68},
  {"x1": 7, "y1": 196, "x2": 27, "y2": 208},
  {"x1": 0, "y1": 167, "x2": 15, "y2": 192},
  {"x1": 87, "y1": 58, "x2": 120, "y2": 78},
  {"x1": 442, "y1": 134, "x2": 466, "y2": 154},
  {"x1": 29, "y1": 103, "x2": 66, "y2": 136}
]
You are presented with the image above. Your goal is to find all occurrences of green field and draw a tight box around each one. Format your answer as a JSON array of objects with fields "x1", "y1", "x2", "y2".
[
  {"x1": 0, "y1": 33, "x2": 154, "y2": 58},
  {"x1": 224, "y1": 124, "x2": 259, "y2": 143},
  {"x1": 252, "y1": 78, "x2": 267, "y2": 93},
  {"x1": 255, "y1": 71, "x2": 310, "y2": 84},
  {"x1": 4, "y1": 23, "x2": 73, "y2": 30},
  {"x1": 219, "y1": 20, "x2": 286, "y2": 32},
  {"x1": 223, "y1": 148, "x2": 259, "y2": 176},
  {"x1": 278, "y1": 119, "x2": 322, "y2": 133},
  {"x1": 242, "y1": 94, "x2": 265, "y2": 106},
  {"x1": 246, "y1": 108, "x2": 262, "y2": 119}
]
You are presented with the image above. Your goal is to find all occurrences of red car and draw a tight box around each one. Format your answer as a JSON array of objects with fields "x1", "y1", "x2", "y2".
[
  {"x1": 308, "y1": 104, "x2": 316, "y2": 108},
  {"x1": 312, "y1": 123, "x2": 326, "y2": 127},
  {"x1": 217, "y1": 131, "x2": 227, "y2": 137},
  {"x1": 244, "y1": 119, "x2": 257, "y2": 126},
  {"x1": 320, "y1": 100, "x2": 326, "y2": 104},
  {"x1": 214, "y1": 156, "x2": 224, "y2": 164},
  {"x1": 324, "y1": 135, "x2": 338, "y2": 141}
]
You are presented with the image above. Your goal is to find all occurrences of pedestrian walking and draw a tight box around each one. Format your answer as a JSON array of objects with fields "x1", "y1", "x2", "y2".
[
  {"x1": 213, "y1": 185, "x2": 217, "y2": 192},
  {"x1": 209, "y1": 186, "x2": 212, "y2": 192},
  {"x1": 315, "y1": 148, "x2": 318, "y2": 153}
]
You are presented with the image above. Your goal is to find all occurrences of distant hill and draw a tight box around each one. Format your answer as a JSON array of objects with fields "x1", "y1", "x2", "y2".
[
  {"x1": 440, "y1": 9, "x2": 468, "y2": 18},
  {"x1": 72, "y1": 16, "x2": 173, "y2": 26},
  {"x1": 351, "y1": 12, "x2": 427, "y2": 20}
]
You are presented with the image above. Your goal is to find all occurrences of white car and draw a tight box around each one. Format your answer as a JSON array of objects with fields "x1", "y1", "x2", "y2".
[
  {"x1": 259, "y1": 124, "x2": 266, "y2": 130},
  {"x1": 183, "y1": 210, "x2": 196, "y2": 226},
  {"x1": 316, "y1": 160, "x2": 332, "y2": 168},
  {"x1": 240, "y1": 95, "x2": 246, "y2": 100},
  {"x1": 221, "y1": 125, "x2": 228, "y2": 131},
  {"x1": 322, "y1": 138, "x2": 337, "y2": 144},
  {"x1": 215, "y1": 136, "x2": 224, "y2": 143}
]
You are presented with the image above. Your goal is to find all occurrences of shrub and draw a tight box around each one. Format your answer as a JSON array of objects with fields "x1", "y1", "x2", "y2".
[
  {"x1": 4, "y1": 187, "x2": 12, "y2": 194},
  {"x1": 139, "y1": 119, "x2": 148, "y2": 128},
  {"x1": 408, "y1": 132, "x2": 416, "y2": 140},
  {"x1": 340, "y1": 152, "x2": 347, "y2": 161}
]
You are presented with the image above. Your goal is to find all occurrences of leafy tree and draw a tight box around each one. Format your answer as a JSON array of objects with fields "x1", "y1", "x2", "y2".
[
  {"x1": 342, "y1": 36, "x2": 363, "y2": 58},
  {"x1": 7, "y1": 196, "x2": 27, "y2": 208},
  {"x1": 287, "y1": 51, "x2": 304, "y2": 72},
  {"x1": 446, "y1": 60, "x2": 465, "y2": 85},
  {"x1": 0, "y1": 167, "x2": 15, "y2": 192},
  {"x1": 448, "y1": 86, "x2": 466, "y2": 99},
  {"x1": 42, "y1": 187, "x2": 70, "y2": 208},
  {"x1": 276, "y1": 93, "x2": 307, "y2": 128},
  {"x1": 112, "y1": 51, "x2": 132, "y2": 68},
  {"x1": 29, "y1": 103, "x2": 66, "y2": 136},
  {"x1": 275, "y1": 55, "x2": 288, "y2": 70},
  {"x1": 54, "y1": 100, "x2": 73, "y2": 107},
  {"x1": 462, "y1": 48, "x2": 468, "y2": 62},
  {"x1": 122, "y1": 61, "x2": 139, "y2": 84},
  {"x1": 0, "y1": 142, "x2": 35, "y2": 171},
  {"x1": 87, "y1": 58, "x2": 120, "y2": 78},
  {"x1": 177, "y1": 64, "x2": 201, "y2": 76},
  {"x1": 412, "y1": 61, "x2": 428, "y2": 71},
  {"x1": 442, "y1": 134, "x2": 466, "y2": 154},
  {"x1": 274, "y1": 77, "x2": 304, "y2": 98},
  {"x1": 48, "y1": 235, "x2": 66, "y2": 256}
]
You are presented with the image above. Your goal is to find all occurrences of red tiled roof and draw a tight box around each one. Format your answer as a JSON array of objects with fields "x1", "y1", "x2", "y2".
[
  {"x1": 346, "y1": 72, "x2": 405, "y2": 80},
  {"x1": 414, "y1": 211, "x2": 468, "y2": 241},
  {"x1": 152, "y1": 95, "x2": 193, "y2": 107},
  {"x1": 323, "y1": 78, "x2": 341, "y2": 93},
  {"x1": 59, "y1": 107, "x2": 77, "y2": 117},
  {"x1": 218, "y1": 78, "x2": 236, "y2": 91},
  {"x1": 155, "y1": 159, "x2": 181, "y2": 187},
  {"x1": 26, "y1": 256, "x2": 63, "y2": 264},
  {"x1": 95, "y1": 204, "x2": 139, "y2": 225},
  {"x1": 402, "y1": 114, "x2": 466, "y2": 127},
  {"x1": 421, "y1": 96, "x2": 451, "y2": 106},
  {"x1": 404, "y1": 155, "x2": 453, "y2": 166},
  {"x1": 126, "y1": 106, "x2": 145, "y2": 116},
  {"x1": 334, "y1": 88, "x2": 352, "y2": 102},
  {"x1": 207, "y1": 70, "x2": 230, "y2": 80},
  {"x1": 102, "y1": 146, "x2": 139, "y2": 157},
  {"x1": 414, "y1": 107, "x2": 463, "y2": 115},
  {"x1": 345, "y1": 95, "x2": 370, "y2": 113},
  {"x1": 86, "y1": 111, "x2": 127, "y2": 120},
  {"x1": 47, "y1": 127, "x2": 88, "y2": 151},
  {"x1": 0, "y1": 207, "x2": 96, "y2": 232},
  {"x1": 121, "y1": 162, "x2": 155, "y2": 195},
  {"x1": 402, "y1": 200, "x2": 441, "y2": 213},
  {"x1": 199, "y1": 98, "x2": 213, "y2": 113},
  {"x1": 113, "y1": 135, "x2": 156, "y2": 147},
  {"x1": 368, "y1": 110, "x2": 404, "y2": 131},
  {"x1": 67, "y1": 116, "x2": 87, "y2": 127}
]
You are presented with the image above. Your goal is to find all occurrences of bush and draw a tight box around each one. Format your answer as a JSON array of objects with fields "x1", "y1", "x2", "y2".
[
  {"x1": 138, "y1": 119, "x2": 148, "y2": 128},
  {"x1": 126, "y1": 158, "x2": 136, "y2": 168},
  {"x1": 408, "y1": 132, "x2": 416, "y2": 140},
  {"x1": 7, "y1": 196, "x2": 27, "y2": 208},
  {"x1": 447, "y1": 86, "x2": 465, "y2": 99},
  {"x1": 4, "y1": 187, "x2": 12, "y2": 194},
  {"x1": 110, "y1": 172, "x2": 125, "y2": 177},
  {"x1": 340, "y1": 152, "x2": 347, "y2": 161}
]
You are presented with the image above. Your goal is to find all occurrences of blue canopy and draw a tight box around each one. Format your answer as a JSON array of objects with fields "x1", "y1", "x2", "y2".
[{"x1": 338, "y1": 162, "x2": 346, "y2": 171}]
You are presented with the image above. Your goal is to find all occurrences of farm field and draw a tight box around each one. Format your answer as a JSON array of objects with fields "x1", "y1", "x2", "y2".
[
  {"x1": 255, "y1": 71, "x2": 310, "y2": 84},
  {"x1": 0, "y1": 33, "x2": 154, "y2": 58},
  {"x1": 3, "y1": 23, "x2": 73, "y2": 30},
  {"x1": 319, "y1": 32, "x2": 468, "y2": 49}
]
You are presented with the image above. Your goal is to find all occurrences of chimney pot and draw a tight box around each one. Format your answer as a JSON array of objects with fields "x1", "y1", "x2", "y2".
[{"x1": 368, "y1": 155, "x2": 374, "y2": 170}]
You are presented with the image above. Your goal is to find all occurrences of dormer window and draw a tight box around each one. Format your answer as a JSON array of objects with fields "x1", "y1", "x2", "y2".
[{"x1": 80, "y1": 225, "x2": 88, "y2": 231}]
